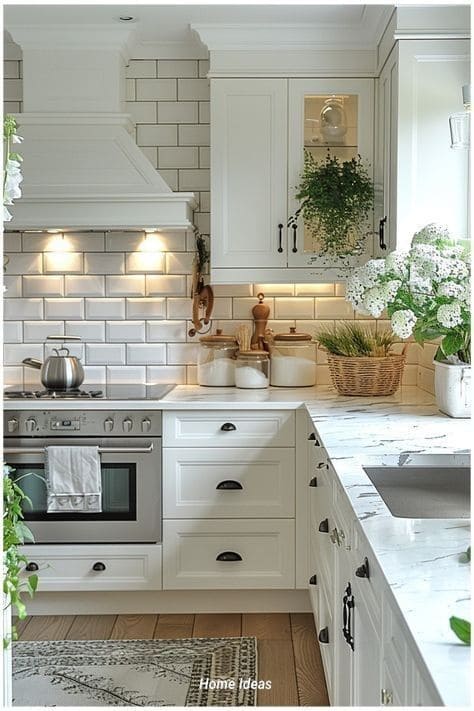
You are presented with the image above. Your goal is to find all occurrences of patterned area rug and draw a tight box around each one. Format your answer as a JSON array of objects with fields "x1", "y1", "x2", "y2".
[{"x1": 12, "y1": 636, "x2": 257, "y2": 706}]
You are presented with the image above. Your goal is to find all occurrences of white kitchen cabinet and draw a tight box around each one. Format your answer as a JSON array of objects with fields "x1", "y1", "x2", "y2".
[
  {"x1": 375, "y1": 39, "x2": 470, "y2": 252},
  {"x1": 211, "y1": 77, "x2": 375, "y2": 283}
]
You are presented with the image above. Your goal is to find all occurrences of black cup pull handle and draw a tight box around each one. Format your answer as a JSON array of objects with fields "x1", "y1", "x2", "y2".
[
  {"x1": 277, "y1": 223, "x2": 283, "y2": 253},
  {"x1": 216, "y1": 551, "x2": 242, "y2": 562},
  {"x1": 355, "y1": 557, "x2": 370, "y2": 579},
  {"x1": 25, "y1": 562, "x2": 39, "y2": 572},
  {"x1": 309, "y1": 574, "x2": 317, "y2": 585},
  {"x1": 92, "y1": 562, "x2": 106, "y2": 572},
  {"x1": 318, "y1": 627, "x2": 329, "y2": 644},
  {"x1": 216, "y1": 480, "x2": 243, "y2": 490},
  {"x1": 318, "y1": 518, "x2": 329, "y2": 533},
  {"x1": 308, "y1": 432, "x2": 316, "y2": 440},
  {"x1": 379, "y1": 216, "x2": 387, "y2": 250},
  {"x1": 292, "y1": 223, "x2": 298, "y2": 252},
  {"x1": 220, "y1": 422, "x2": 236, "y2": 432},
  {"x1": 309, "y1": 477, "x2": 318, "y2": 488}
]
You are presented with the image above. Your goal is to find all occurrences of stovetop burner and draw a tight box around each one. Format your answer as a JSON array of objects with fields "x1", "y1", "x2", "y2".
[{"x1": 4, "y1": 389, "x2": 104, "y2": 399}]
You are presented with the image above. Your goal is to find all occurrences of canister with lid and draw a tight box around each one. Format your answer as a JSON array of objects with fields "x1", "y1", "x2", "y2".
[
  {"x1": 235, "y1": 350, "x2": 270, "y2": 389},
  {"x1": 198, "y1": 329, "x2": 238, "y2": 386},
  {"x1": 270, "y1": 327, "x2": 316, "y2": 387}
]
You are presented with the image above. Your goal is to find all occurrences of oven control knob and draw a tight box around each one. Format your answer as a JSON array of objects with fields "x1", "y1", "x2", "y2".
[
  {"x1": 7, "y1": 418, "x2": 19, "y2": 433},
  {"x1": 104, "y1": 417, "x2": 114, "y2": 433},
  {"x1": 141, "y1": 417, "x2": 151, "y2": 433},
  {"x1": 25, "y1": 417, "x2": 37, "y2": 433},
  {"x1": 122, "y1": 417, "x2": 133, "y2": 433}
]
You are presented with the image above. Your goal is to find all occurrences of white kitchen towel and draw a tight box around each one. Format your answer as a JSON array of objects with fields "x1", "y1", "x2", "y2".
[{"x1": 45, "y1": 446, "x2": 102, "y2": 513}]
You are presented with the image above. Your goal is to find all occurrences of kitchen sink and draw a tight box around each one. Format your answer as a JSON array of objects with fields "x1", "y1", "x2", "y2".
[{"x1": 363, "y1": 454, "x2": 471, "y2": 519}]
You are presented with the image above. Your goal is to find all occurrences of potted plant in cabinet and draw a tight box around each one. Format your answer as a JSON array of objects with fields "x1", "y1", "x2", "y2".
[{"x1": 346, "y1": 224, "x2": 471, "y2": 417}]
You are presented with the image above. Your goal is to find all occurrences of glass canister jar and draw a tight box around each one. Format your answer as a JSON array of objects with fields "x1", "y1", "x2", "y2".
[
  {"x1": 235, "y1": 350, "x2": 270, "y2": 389},
  {"x1": 198, "y1": 329, "x2": 238, "y2": 386},
  {"x1": 270, "y1": 327, "x2": 316, "y2": 387}
]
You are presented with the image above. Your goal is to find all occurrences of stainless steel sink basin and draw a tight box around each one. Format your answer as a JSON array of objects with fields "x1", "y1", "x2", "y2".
[{"x1": 363, "y1": 455, "x2": 470, "y2": 519}]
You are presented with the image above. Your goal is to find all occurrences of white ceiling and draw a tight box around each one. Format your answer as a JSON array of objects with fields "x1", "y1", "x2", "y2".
[{"x1": 4, "y1": 4, "x2": 390, "y2": 43}]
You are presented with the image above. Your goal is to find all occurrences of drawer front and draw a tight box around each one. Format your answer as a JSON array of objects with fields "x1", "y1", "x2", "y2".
[
  {"x1": 163, "y1": 410, "x2": 295, "y2": 447},
  {"x1": 163, "y1": 448, "x2": 295, "y2": 518},
  {"x1": 21, "y1": 544, "x2": 162, "y2": 591},
  {"x1": 163, "y1": 519, "x2": 295, "y2": 589}
]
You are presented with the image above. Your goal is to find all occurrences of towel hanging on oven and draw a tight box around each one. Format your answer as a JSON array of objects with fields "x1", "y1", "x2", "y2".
[{"x1": 45, "y1": 446, "x2": 102, "y2": 513}]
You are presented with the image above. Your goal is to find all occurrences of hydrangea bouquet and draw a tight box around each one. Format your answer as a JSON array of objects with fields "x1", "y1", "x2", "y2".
[
  {"x1": 346, "y1": 225, "x2": 471, "y2": 364},
  {"x1": 3, "y1": 115, "x2": 23, "y2": 222}
]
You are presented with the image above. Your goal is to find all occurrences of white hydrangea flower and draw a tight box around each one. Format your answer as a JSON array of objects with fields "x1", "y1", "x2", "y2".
[
  {"x1": 412, "y1": 224, "x2": 450, "y2": 246},
  {"x1": 437, "y1": 281, "x2": 464, "y2": 299},
  {"x1": 362, "y1": 286, "x2": 388, "y2": 318},
  {"x1": 358, "y1": 259, "x2": 386, "y2": 288},
  {"x1": 345, "y1": 274, "x2": 365, "y2": 308},
  {"x1": 441, "y1": 244, "x2": 464, "y2": 259},
  {"x1": 385, "y1": 251, "x2": 409, "y2": 278},
  {"x1": 437, "y1": 302, "x2": 463, "y2": 329},
  {"x1": 390, "y1": 309, "x2": 417, "y2": 339}
]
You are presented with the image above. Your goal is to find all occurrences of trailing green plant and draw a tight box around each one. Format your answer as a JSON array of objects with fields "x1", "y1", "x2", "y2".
[
  {"x1": 3, "y1": 464, "x2": 38, "y2": 647},
  {"x1": 289, "y1": 151, "x2": 374, "y2": 257},
  {"x1": 194, "y1": 227, "x2": 210, "y2": 275},
  {"x1": 317, "y1": 322, "x2": 396, "y2": 358}
]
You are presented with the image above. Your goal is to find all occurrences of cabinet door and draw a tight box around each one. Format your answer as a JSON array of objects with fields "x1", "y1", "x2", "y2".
[
  {"x1": 352, "y1": 576, "x2": 382, "y2": 706},
  {"x1": 288, "y1": 78, "x2": 374, "y2": 270},
  {"x1": 211, "y1": 78, "x2": 288, "y2": 269},
  {"x1": 375, "y1": 46, "x2": 399, "y2": 256}
]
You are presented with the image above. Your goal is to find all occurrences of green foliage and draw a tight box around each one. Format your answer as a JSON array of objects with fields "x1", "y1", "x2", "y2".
[
  {"x1": 194, "y1": 227, "x2": 210, "y2": 275},
  {"x1": 290, "y1": 151, "x2": 374, "y2": 257},
  {"x1": 316, "y1": 322, "x2": 396, "y2": 357},
  {"x1": 3, "y1": 464, "x2": 38, "y2": 647},
  {"x1": 449, "y1": 616, "x2": 471, "y2": 645}
]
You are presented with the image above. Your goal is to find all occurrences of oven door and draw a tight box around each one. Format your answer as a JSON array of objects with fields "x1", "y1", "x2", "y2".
[{"x1": 4, "y1": 438, "x2": 161, "y2": 544}]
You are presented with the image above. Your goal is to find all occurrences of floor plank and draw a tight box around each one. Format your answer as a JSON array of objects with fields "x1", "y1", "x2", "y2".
[
  {"x1": 110, "y1": 614, "x2": 158, "y2": 640},
  {"x1": 257, "y1": 639, "x2": 299, "y2": 706},
  {"x1": 66, "y1": 614, "x2": 117, "y2": 640},
  {"x1": 18, "y1": 615, "x2": 75, "y2": 641},
  {"x1": 193, "y1": 613, "x2": 242, "y2": 638},
  {"x1": 242, "y1": 613, "x2": 292, "y2": 641},
  {"x1": 154, "y1": 614, "x2": 195, "y2": 639},
  {"x1": 291, "y1": 613, "x2": 329, "y2": 706}
]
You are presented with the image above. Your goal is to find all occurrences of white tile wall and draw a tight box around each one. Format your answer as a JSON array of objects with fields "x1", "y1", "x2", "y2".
[{"x1": 3, "y1": 53, "x2": 427, "y2": 391}]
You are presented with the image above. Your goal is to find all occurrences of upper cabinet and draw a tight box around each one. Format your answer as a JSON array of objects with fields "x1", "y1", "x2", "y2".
[
  {"x1": 375, "y1": 39, "x2": 470, "y2": 254},
  {"x1": 211, "y1": 78, "x2": 375, "y2": 284}
]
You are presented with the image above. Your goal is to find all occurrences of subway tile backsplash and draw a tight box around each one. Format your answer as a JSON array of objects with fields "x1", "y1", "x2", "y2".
[{"x1": 3, "y1": 54, "x2": 432, "y2": 393}]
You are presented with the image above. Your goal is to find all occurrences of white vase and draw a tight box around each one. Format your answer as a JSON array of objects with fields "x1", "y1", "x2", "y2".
[{"x1": 434, "y1": 360, "x2": 471, "y2": 418}]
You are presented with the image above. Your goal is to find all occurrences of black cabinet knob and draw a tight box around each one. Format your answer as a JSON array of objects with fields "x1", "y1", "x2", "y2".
[
  {"x1": 216, "y1": 480, "x2": 243, "y2": 490},
  {"x1": 25, "y1": 562, "x2": 39, "y2": 572},
  {"x1": 92, "y1": 561, "x2": 106, "y2": 572},
  {"x1": 318, "y1": 518, "x2": 329, "y2": 533},
  {"x1": 309, "y1": 574, "x2": 317, "y2": 585},
  {"x1": 220, "y1": 422, "x2": 236, "y2": 432},
  {"x1": 216, "y1": 551, "x2": 242, "y2": 562},
  {"x1": 355, "y1": 557, "x2": 370, "y2": 579},
  {"x1": 318, "y1": 627, "x2": 329, "y2": 644},
  {"x1": 309, "y1": 477, "x2": 318, "y2": 488}
]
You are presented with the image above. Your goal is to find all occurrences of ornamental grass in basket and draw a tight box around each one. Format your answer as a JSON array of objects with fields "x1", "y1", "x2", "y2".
[{"x1": 317, "y1": 323, "x2": 406, "y2": 396}]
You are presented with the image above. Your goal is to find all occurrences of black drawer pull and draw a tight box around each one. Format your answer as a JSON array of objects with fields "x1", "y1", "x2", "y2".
[
  {"x1": 355, "y1": 557, "x2": 370, "y2": 579},
  {"x1": 318, "y1": 627, "x2": 329, "y2": 644},
  {"x1": 277, "y1": 223, "x2": 283, "y2": 253},
  {"x1": 308, "y1": 432, "x2": 316, "y2": 440},
  {"x1": 318, "y1": 518, "x2": 329, "y2": 533},
  {"x1": 309, "y1": 477, "x2": 318, "y2": 488},
  {"x1": 216, "y1": 480, "x2": 243, "y2": 490},
  {"x1": 291, "y1": 223, "x2": 298, "y2": 252},
  {"x1": 220, "y1": 422, "x2": 236, "y2": 432},
  {"x1": 379, "y1": 216, "x2": 387, "y2": 250},
  {"x1": 92, "y1": 561, "x2": 106, "y2": 572},
  {"x1": 25, "y1": 562, "x2": 39, "y2": 572},
  {"x1": 216, "y1": 551, "x2": 242, "y2": 562},
  {"x1": 309, "y1": 574, "x2": 317, "y2": 585}
]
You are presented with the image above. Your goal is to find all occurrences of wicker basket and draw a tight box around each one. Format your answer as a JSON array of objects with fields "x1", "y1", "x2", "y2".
[{"x1": 326, "y1": 350, "x2": 406, "y2": 396}]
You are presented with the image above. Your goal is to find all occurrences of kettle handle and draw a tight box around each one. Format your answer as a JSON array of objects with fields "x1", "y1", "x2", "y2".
[{"x1": 52, "y1": 347, "x2": 70, "y2": 357}]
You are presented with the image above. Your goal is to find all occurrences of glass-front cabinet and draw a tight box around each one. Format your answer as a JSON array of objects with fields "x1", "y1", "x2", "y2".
[{"x1": 288, "y1": 79, "x2": 374, "y2": 269}]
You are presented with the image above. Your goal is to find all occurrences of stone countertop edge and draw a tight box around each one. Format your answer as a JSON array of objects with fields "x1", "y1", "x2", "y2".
[{"x1": 3, "y1": 384, "x2": 471, "y2": 705}]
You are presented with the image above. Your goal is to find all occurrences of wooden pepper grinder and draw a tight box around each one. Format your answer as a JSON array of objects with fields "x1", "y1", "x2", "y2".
[{"x1": 251, "y1": 292, "x2": 270, "y2": 349}]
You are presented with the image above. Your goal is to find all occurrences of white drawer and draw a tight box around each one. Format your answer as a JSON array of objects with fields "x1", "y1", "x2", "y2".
[
  {"x1": 163, "y1": 519, "x2": 295, "y2": 589},
  {"x1": 163, "y1": 410, "x2": 295, "y2": 447},
  {"x1": 20, "y1": 544, "x2": 162, "y2": 591},
  {"x1": 163, "y1": 447, "x2": 295, "y2": 518}
]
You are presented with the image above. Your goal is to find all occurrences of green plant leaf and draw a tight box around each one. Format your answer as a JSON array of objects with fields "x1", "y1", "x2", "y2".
[
  {"x1": 449, "y1": 616, "x2": 471, "y2": 645},
  {"x1": 441, "y1": 333, "x2": 465, "y2": 358}
]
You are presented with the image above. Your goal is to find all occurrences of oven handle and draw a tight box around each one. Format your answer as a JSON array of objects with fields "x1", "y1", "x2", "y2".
[{"x1": 3, "y1": 444, "x2": 154, "y2": 455}]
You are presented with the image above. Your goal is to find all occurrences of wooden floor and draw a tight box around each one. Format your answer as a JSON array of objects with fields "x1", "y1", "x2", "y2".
[{"x1": 15, "y1": 612, "x2": 329, "y2": 706}]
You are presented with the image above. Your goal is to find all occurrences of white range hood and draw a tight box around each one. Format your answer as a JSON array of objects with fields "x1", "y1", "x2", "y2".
[{"x1": 6, "y1": 24, "x2": 196, "y2": 230}]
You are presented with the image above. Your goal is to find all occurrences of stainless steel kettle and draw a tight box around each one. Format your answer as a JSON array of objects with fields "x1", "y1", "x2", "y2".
[{"x1": 23, "y1": 336, "x2": 84, "y2": 391}]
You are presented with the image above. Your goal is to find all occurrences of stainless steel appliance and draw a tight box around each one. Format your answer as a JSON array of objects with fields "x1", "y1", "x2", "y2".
[
  {"x1": 22, "y1": 335, "x2": 85, "y2": 391},
  {"x1": 3, "y1": 408, "x2": 164, "y2": 544}
]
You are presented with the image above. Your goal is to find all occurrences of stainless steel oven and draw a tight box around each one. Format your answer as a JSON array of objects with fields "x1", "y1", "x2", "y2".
[{"x1": 3, "y1": 409, "x2": 162, "y2": 544}]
